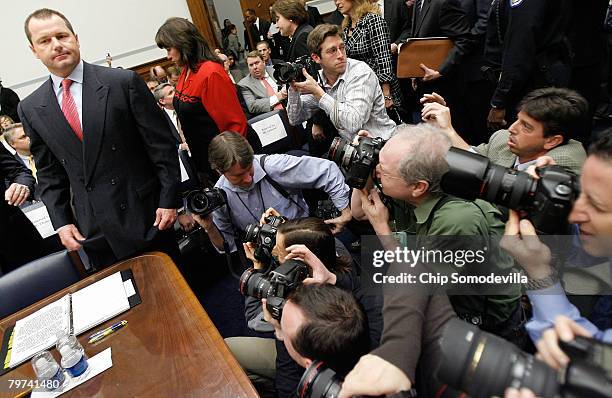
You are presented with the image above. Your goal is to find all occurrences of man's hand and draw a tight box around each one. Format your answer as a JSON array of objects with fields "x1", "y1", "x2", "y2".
[
  {"x1": 358, "y1": 189, "x2": 391, "y2": 235},
  {"x1": 420, "y1": 92, "x2": 447, "y2": 106},
  {"x1": 500, "y1": 210, "x2": 553, "y2": 280},
  {"x1": 291, "y1": 69, "x2": 325, "y2": 99},
  {"x1": 504, "y1": 388, "x2": 537, "y2": 398},
  {"x1": 262, "y1": 298, "x2": 283, "y2": 340},
  {"x1": 536, "y1": 315, "x2": 592, "y2": 370},
  {"x1": 154, "y1": 208, "x2": 177, "y2": 230},
  {"x1": 420, "y1": 63, "x2": 441, "y2": 81},
  {"x1": 525, "y1": 156, "x2": 556, "y2": 180},
  {"x1": 177, "y1": 213, "x2": 197, "y2": 232},
  {"x1": 5, "y1": 183, "x2": 30, "y2": 206},
  {"x1": 243, "y1": 242, "x2": 265, "y2": 269},
  {"x1": 260, "y1": 207, "x2": 282, "y2": 225},
  {"x1": 421, "y1": 102, "x2": 453, "y2": 132},
  {"x1": 391, "y1": 42, "x2": 399, "y2": 54},
  {"x1": 487, "y1": 107, "x2": 507, "y2": 130},
  {"x1": 338, "y1": 354, "x2": 412, "y2": 398},
  {"x1": 57, "y1": 224, "x2": 85, "y2": 251},
  {"x1": 311, "y1": 123, "x2": 326, "y2": 141},
  {"x1": 285, "y1": 244, "x2": 337, "y2": 285},
  {"x1": 276, "y1": 88, "x2": 288, "y2": 102},
  {"x1": 324, "y1": 206, "x2": 352, "y2": 234}
]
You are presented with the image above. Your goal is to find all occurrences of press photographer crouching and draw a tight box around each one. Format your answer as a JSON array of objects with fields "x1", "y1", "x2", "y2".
[
  {"x1": 193, "y1": 132, "x2": 352, "y2": 264},
  {"x1": 227, "y1": 215, "x2": 381, "y2": 398}
]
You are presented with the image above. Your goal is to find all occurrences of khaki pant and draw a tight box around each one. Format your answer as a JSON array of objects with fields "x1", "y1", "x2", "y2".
[{"x1": 225, "y1": 337, "x2": 277, "y2": 398}]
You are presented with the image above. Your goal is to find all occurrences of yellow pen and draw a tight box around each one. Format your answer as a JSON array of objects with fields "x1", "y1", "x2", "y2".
[{"x1": 88, "y1": 320, "x2": 128, "y2": 344}]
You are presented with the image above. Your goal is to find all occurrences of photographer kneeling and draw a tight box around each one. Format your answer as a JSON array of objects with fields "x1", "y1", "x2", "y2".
[
  {"x1": 193, "y1": 132, "x2": 352, "y2": 261},
  {"x1": 227, "y1": 215, "x2": 377, "y2": 398}
]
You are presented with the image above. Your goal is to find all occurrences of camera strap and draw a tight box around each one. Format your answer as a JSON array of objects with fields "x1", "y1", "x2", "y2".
[{"x1": 259, "y1": 155, "x2": 308, "y2": 213}]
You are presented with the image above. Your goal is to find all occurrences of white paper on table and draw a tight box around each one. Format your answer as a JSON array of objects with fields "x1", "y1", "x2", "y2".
[
  {"x1": 250, "y1": 114, "x2": 287, "y2": 147},
  {"x1": 71, "y1": 272, "x2": 130, "y2": 335},
  {"x1": 9, "y1": 297, "x2": 71, "y2": 368},
  {"x1": 20, "y1": 202, "x2": 57, "y2": 238},
  {"x1": 31, "y1": 347, "x2": 113, "y2": 398}
]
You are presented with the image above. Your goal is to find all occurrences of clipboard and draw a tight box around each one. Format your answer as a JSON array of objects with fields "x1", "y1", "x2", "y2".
[
  {"x1": 0, "y1": 269, "x2": 141, "y2": 376},
  {"x1": 396, "y1": 37, "x2": 454, "y2": 78}
]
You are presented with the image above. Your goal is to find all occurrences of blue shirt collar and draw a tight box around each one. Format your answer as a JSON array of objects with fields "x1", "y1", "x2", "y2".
[{"x1": 50, "y1": 60, "x2": 84, "y2": 90}]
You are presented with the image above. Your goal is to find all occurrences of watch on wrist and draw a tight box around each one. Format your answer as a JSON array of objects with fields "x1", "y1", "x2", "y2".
[{"x1": 524, "y1": 268, "x2": 559, "y2": 291}]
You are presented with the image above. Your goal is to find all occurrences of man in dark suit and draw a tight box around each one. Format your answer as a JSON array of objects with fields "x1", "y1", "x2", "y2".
[
  {"x1": 381, "y1": 0, "x2": 412, "y2": 44},
  {"x1": 244, "y1": 9, "x2": 272, "y2": 51},
  {"x1": 18, "y1": 8, "x2": 180, "y2": 269},
  {"x1": 0, "y1": 80, "x2": 20, "y2": 122}
]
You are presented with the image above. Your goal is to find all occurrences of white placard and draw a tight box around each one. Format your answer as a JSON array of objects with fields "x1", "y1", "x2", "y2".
[
  {"x1": 250, "y1": 114, "x2": 288, "y2": 147},
  {"x1": 21, "y1": 202, "x2": 57, "y2": 239}
]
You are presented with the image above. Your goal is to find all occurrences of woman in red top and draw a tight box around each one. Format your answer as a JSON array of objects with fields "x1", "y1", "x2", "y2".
[{"x1": 156, "y1": 17, "x2": 247, "y2": 178}]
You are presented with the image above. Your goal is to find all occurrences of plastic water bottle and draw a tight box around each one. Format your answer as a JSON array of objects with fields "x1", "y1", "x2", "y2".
[
  {"x1": 56, "y1": 334, "x2": 89, "y2": 377},
  {"x1": 31, "y1": 351, "x2": 67, "y2": 391}
]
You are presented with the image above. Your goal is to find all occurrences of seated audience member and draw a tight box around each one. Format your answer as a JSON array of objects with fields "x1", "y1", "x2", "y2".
[
  {"x1": 239, "y1": 51, "x2": 287, "y2": 116},
  {"x1": 145, "y1": 76, "x2": 159, "y2": 92},
  {"x1": 350, "y1": 123, "x2": 522, "y2": 359},
  {"x1": 152, "y1": 83, "x2": 187, "y2": 145},
  {"x1": 422, "y1": 87, "x2": 588, "y2": 174},
  {"x1": 256, "y1": 40, "x2": 280, "y2": 67},
  {"x1": 501, "y1": 130, "x2": 612, "y2": 345},
  {"x1": 193, "y1": 132, "x2": 352, "y2": 255},
  {"x1": 287, "y1": 24, "x2": 396, "y2": 141},
  {"x1": 218, "y1": 54, "x2": 241, "y2": 84},
  {"x1": 0, "y1": 115, "x2": 17, "y2": 155},
  {"x1": 2, "y1": 123, "x2": 37, "y2": 186},
  {"x1": 166, "y1": 65, "x2": 181, "y2": 87},
  {"x1": 150, "y1": 65, "x2": 168, "y2": 83}
]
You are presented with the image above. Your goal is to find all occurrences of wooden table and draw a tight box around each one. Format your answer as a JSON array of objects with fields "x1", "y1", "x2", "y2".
[{"x1": 0, "y1": 252, "x2": 258, "y2": 398}]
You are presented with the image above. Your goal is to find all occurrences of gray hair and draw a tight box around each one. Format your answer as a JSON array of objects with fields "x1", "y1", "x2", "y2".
[
  {"x1": 2, "y1": 123, "x2": 24, "y2": 145},
  {"x1": 208, "y1": 132, "x2": 254, "y2": 173},
  {"x1": 393, "y1": 124, "x2": 451, "y2": 195},
  {"x1": 153, "y1": 83, "x2": 172, "y2": 103}
]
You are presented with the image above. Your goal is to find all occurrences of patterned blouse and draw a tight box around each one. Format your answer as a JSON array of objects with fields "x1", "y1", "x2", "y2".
[{"x1": 343, "y1": 12, "x2": 403, "y2": 107}]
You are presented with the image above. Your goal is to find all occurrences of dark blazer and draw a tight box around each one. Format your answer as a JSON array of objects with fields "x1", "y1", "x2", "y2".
[
  {"x1": 384, "y1": 0, "x2": 411, "y2": 43},
  {"x1": 307, "y1": 5, "x2": 324, "y2": 27},
  {"x1": 287, "y1": 23, "x2": 314, "y2": 62},
  {"x1": 244, "y1": 18, "x2": 272, "y2": 51},
  {"x1": 410, "y1": 0, "x2": 475, "y2": 76},
  {"x1": 0, "y1": 84, "x2": 20, "y2": 122},
  {"x1": 18, "y1": 62, "x2": 180, "y2": 260}
]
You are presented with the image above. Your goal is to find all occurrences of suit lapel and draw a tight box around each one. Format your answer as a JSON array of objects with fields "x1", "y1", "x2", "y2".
[
  {"x1": 34, "y1": 78, "x2": 83, "y2": 162},
  {"x1": 81, "y1": 62, "x2": 109, "y2": 186},
  {"x1": 415, "y1": 0, "x2": 432, "y2": 36},
  {"x1": 249, "y1": 75, "x2": 268, "y2": 98}
]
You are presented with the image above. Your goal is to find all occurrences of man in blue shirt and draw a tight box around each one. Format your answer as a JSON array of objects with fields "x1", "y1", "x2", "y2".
[
  {"x1": 194, "y1": 132, "x2": 352, "y2": 253},
  {"x1": 501, "y1": 130, "x2": 612, "y2": 371}
]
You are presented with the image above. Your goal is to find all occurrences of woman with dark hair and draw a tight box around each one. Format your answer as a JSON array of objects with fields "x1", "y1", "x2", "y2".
[
  {"x1": 271, "y1": 0, "x2": 313, "y2": 61},
  {"x1": 338, "y1": 0, "x2": 403, "y2": 113},
  {"x1": 155, "y1": 17, "x2": 247, "y2": 179}
]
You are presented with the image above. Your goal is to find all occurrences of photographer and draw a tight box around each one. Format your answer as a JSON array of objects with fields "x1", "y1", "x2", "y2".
[
  {"x1": 193, "y1": 132, "x2": 352, "y2": 255},
  {"x1": 286, "y1": 23, "x2": 396, "y2": 142},
  {"x1": 421, "y1": 88, "x2": 587, "y2": 175},
  {"x1": 500, "y1": 130, "x2": 612, "y2": 347}
]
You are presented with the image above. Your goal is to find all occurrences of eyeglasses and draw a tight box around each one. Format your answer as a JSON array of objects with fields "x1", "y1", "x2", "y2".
[{"x1": 324, "y1": 44, "x2": 346, "y2": 56}]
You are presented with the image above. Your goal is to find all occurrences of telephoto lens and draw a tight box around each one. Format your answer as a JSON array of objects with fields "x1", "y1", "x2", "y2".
[
  {"x1": 239, "y1": 267, "x2": 274, "y2": 299},
  {"x1": 298, "y1": 361, "x2": 342, "y2": 398}
]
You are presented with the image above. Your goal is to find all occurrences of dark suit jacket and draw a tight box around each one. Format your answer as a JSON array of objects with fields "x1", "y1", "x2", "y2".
[
  {"x1": 287, "y1": 23, "x2": 314, "y2": 62},
  {"x1": 18, "y1": 62, "x2": 180, "y2": 260},
  {"x1": 245, "y1": 18, "x2": 272, "y2": 51},
  {"x1": 384, "y1": 0, "x2": 411, "y2": 43},
  {"x1": 0, "y1": 85, "x2": 20, "y2": 122},
  {"x1": 410, "y1": 0, "x2": 475, "y2": 76},
  {"x1": 307, "y1": 5, "x2": 324, "y2": 27}
]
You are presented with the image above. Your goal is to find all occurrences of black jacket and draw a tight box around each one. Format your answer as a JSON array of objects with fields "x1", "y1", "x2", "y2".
[
  {"x1": 286, "y1": 23, "x2": 314, "y2": 62},
  {"x1": 244, "y1": 18, "x2": 272, "y2": 51}
]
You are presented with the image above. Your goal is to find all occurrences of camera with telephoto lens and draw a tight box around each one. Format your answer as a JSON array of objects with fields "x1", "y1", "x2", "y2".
[
  {"x1": 239, "y1": 259, "x2": 308, "y2": 320},
  {"x1": 273, "y1": 54, "x2": 320, "y2": 84},
  {"x1": 437, "y1": 318, "x2": 612, "y2": 398},
  {"x1": 184, "y1": 187, "x2": 227, "y2": 216},
  {"x1": 441, "y1": 147, "x2": 579, "y2": 234},
  {"x1": 243, "y1": 216, "x2": 287, "y2": 264},
  {"x1": 326, "y1": 136, "x2": 387, "y2": 189}
]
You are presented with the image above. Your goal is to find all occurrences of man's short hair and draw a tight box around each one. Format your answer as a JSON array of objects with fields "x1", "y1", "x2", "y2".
[
  {"x1": 256, "y1": 41, "x2": 270, "y2": 50},
  {"x1": 153, "y1": 83, "x2": 172, "y2": 103},
  {"x1": 25, "y1": 8, "x2": 75, "y2": 44},
  {"x1": 307, "y1": 24, "x2": 342, "y2": 56},
  {"x1": 394, "y1": 124, "x2": 451, "y2": 195},
  {"x1": 208, "y1": 132, "x2": 254, "y2": 173},
  {"x1": 167, "y1": 65, "x2": 181, "y2": 77},
  {"x1": 271, "y1": 0, "x2": 309, "y2": 26},
  {"x1": 246, "y1": 50, "x2": 262, "y2": 61},
  {"x1": 589, "y1": 128, "x2": 612, "y2": 163},
  {"x1": 2, "y1": 123, "x2": 24, "y2": 145},
  {"x1": 288, "y1": 283, "x2": 369, "y2": 376},
  {"x1": 518, "y1": 87, "x2": 588, "y2": 144}
]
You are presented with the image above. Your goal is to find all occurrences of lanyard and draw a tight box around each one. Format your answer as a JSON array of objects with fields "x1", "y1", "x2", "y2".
[{"x1": 234, "y1": 183, "x2": 266, "y2": 223}]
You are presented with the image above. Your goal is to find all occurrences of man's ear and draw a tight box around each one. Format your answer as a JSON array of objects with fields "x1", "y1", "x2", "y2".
[
  {"x1": 543, "y1": 134, "x2": 564, "y2": 150},
  {"x1": 412, "y1": 180, "x2": 429, "y2": 198},
  {"x1": 311, "y1": 53, "x2": 321, "y2": 65}
]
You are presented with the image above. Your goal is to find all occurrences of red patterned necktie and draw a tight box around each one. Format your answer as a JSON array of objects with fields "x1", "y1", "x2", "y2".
[
  {"x1": 61, "y1": 78, "x2": 83, "y2": 141},
  {"x1": 260, "y1": 77, "x2": 284, "y2": 110}
]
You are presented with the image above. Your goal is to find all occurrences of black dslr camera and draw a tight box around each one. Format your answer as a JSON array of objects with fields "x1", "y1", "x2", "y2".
[
  {"x1": 243, "y1": 215, "x2": 287, "y2": 265},
  {"x1": 438, "y1": 318, "x2": 612, "y2": 398},
  {"x1": 184, "y1": 187, "x2": 227, "y2": 216},
  {"x1": 315, "y1": 200, "x2": 341, "y2": 220},
  {"x1": 239, "y1": 259, "x2": 309, "y2": 320},
  {"x1": 273, "y1": 54, "x2": 320, "y2": 84},
  {"x1": 326, "y1": 136, "x2": 387, "y2": 189},
  {"x1": 441, "y1": 148, "x2": 579, "y2": 234}
]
